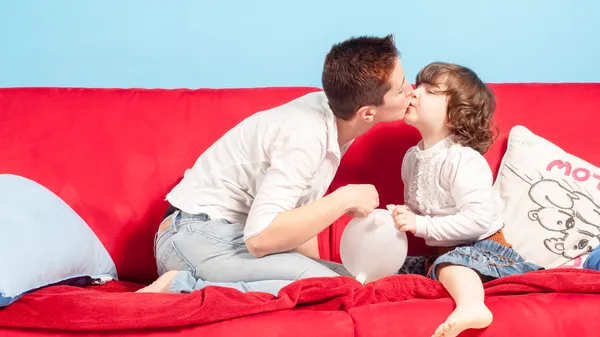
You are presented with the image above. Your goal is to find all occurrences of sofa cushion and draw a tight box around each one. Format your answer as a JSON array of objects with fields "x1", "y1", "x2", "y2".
[
  {"x1": 494, "y1": 126, "x2": 600, "y2": 269},
  {"x1": 0, "y1": 174, "x2": 117, "y2": 306},
  {"x1": 1, "y1": 268, "x2": 598, "y2": 330},
  {"x1": 349, "y1": 292, "x2": 600, "y2": 337},
  {"x1": 0, "y1": 311, "x2": 355, "y2": 337}
]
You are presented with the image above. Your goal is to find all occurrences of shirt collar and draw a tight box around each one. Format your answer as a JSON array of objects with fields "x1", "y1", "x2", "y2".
[
  {"x1": 415, "y1": 135, "x2": 454, "y2": 160},
  {"x1": 320, "y1": 94, "x2": 343, "y2": 157}
]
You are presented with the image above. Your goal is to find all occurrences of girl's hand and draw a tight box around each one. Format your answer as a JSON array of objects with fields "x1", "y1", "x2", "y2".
[{"x1": 388, "y1": 204, "x2": 417, "y2": 234}]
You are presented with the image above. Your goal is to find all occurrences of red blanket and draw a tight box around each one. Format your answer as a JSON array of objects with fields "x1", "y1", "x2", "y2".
[{"x1": 1, "y1": 269, "x2": 599, "y2": 331}]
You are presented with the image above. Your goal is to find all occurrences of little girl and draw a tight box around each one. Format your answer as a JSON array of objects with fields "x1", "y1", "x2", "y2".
[{"x1": 389, "y1": 62, "x2": 541, "y2": 337}]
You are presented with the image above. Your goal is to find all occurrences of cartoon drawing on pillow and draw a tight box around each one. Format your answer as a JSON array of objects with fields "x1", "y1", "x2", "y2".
[{"x1": 505, "y1": 163, "x2": 600, "y2": 259}]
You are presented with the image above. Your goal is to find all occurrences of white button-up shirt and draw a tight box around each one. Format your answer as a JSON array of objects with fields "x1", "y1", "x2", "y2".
[
  {"x1": 402, "y1": 136, "x2": 504, "y2": 247},
  {"x1": 166, "y1": 92, "x2": 350, "y2": 241}
]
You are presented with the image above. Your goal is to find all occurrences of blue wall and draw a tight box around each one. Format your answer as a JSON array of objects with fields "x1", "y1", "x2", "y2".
[{"x1": 1, "y1": 0, "x2": 598, "y2": 88}]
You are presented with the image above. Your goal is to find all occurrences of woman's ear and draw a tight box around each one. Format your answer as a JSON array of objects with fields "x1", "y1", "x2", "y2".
[{"x1": 356, "y1": 106, "x2": 375, "y2": 123}]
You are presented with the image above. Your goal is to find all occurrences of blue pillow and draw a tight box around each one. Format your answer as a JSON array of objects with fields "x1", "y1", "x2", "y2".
[
  {"x1": 583, "y1": 246, "x2": 600, "y2": 271},
  {"x1": 0, "y1": 174, "x2": 118, "y2": 306}
]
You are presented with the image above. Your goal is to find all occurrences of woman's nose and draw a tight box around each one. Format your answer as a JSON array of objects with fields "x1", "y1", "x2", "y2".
[{"x1": 405, "y1": 84, "x2": 415, "y2": 97}]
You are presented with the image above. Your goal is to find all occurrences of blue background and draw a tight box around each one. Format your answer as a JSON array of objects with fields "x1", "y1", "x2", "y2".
[{"x1": 1, "y1": 0, "x2": 598, "y2": 88}]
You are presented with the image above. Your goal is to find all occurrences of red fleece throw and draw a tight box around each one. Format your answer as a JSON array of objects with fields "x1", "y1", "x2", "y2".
[{"x1": 1, "y1": 269, "x2": 599, "y2": 331}]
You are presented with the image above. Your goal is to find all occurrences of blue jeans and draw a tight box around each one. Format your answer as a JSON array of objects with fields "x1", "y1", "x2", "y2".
[
  {"x1": 153, "y1": 210, "x2": 350, "y2": 295},
  {"x1": 399, "y1": 240, "x2": 542, "y2": 281},
  {"x1": 583, "y1": 245, "x2": 600, "y2": 271},
  {"x1": 428, "y1": 240, "x2": 542, "y2": 281}
]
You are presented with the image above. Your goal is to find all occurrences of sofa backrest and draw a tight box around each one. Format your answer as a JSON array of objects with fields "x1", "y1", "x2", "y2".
[
  {"x1": 1, "y1": 84, "x2": 599, "y2": 282},
  {"x1": 0, "y1": 87, "x2": 318, "y2": 283}
]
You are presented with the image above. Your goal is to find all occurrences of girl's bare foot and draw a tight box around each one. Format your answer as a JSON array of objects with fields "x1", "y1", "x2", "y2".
[
  {"x1": 136, "y1": 270, "x2": 179, "y2": 293},
  {"x1": 432, "y1": 301, "x2": 493, "y2": 337}
]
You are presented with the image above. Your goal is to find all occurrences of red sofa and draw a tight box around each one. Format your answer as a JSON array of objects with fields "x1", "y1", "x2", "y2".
[{"x1": 1, "y1": 84, "x2": 600, "y2": 336}]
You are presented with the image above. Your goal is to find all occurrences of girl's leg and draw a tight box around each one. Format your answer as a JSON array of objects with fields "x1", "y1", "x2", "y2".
[{"x1": 432, "y1": 264, "x2": 493, "y2": 337}]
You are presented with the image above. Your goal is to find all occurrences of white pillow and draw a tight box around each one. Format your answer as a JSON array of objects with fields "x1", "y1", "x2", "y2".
[
  {"x1": 494, "y1": 125, "x2": 600, "y2": 269},
  {"x1": 0, "y1": 174, "x2": 117, "y2": 306}
]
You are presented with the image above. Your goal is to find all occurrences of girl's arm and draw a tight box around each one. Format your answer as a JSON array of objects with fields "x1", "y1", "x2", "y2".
[{"x1": 413, "y1": 149, "x2": 496, "y2": 243}]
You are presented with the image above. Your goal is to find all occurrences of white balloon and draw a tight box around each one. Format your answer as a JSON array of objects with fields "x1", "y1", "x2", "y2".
[{"x1": 340, "y1": 208, "x2": 408, "y2": 284}]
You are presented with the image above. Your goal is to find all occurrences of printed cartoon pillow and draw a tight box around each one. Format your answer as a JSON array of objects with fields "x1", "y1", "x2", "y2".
[{"x1": 494, "y1": 125, "x2": 600, "y2": 269}]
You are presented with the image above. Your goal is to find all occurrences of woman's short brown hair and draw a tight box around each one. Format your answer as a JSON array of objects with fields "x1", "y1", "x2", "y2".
[
  {"x1": 416, "y1": 62, "x2": 498, "y2": 154},
  {"x1": 322, "y1": 35, "x2": 399, "y2": 121}
]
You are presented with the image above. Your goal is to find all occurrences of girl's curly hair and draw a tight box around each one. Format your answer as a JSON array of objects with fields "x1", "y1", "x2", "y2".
[{"x1": 416, "y1": 62, "x2": 498, "y2": 154}]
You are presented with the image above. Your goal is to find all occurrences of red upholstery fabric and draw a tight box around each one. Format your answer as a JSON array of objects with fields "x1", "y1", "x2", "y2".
[
  {"x1": 2, "y1": 311, "x2": 354, "y2": 337},
  {"x1": 1, "y1": 269, "x2": 599, "y2": 335},
  {"x1": 0, "y1": 87, "x2": 321, "y2": 283},
  {"x1": 350, "y1": 292, "x2": 600, "y2": 337},
  {"x1": 1, "y1": 84, "x2": 599, "y2": 336}
]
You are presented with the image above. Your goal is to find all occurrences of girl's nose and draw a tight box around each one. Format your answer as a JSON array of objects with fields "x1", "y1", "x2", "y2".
[{"x1": 411, "y1": 88, "x2": 419, "y2": 99}]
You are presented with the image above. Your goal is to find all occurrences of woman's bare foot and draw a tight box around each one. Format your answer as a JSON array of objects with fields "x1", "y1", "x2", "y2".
[
  {"x1": 136, "y1": 270, "x2": 179, "y2": 293},
  {"x1": 432, "y1": 301, "x2": 493, "y2": 337}
]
